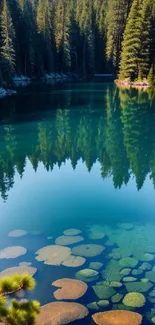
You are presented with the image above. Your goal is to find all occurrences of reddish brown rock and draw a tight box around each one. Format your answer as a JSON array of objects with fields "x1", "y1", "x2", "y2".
[
  {"x1": 52, "y1": 278, "x2": 88, "y2": 300},
  {"x1": 35, "y1": 302, "x2": 89, "y2": 325},
  {"x1": 92, "y1": 310, "x2": 142, "y2": 325}
]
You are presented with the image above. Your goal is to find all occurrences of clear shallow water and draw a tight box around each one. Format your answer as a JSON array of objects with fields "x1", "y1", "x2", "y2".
[{"x1": 0, "y1": 83, "x2": 155, "y2": 324}]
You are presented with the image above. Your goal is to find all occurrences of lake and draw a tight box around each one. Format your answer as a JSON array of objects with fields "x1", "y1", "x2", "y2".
[{"x1": 0, "y1": 82, "x2": 155, "y2": 324}]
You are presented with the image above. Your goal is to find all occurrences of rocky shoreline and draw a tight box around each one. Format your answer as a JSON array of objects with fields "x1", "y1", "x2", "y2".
[{"x1": 115, "y1": 79, "x2": 152, "y2": 89}]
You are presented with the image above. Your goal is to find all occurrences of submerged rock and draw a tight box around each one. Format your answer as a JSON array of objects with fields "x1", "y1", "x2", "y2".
[
  {"x1": 35, "y1": 245, "x2": 72, "y2": 266},
  {"x1": 132, "y1": 269, "x2": 143, "y2": 276},
  {"x1": 63, "y1": 229, "x2": 82, "y2": 236},
  {"x1": 149, "y1": 289, "x2": 155, "y2": 297},
  {"x1": 52, "y1": 278, "x2": 88, "y2": 300},
  {"x1": 97, "y1": 300, "x2": 110, "y2": 307},
  {"x1": 101, "y1": 260, "x2": 122, "y2": 282},
  {"x1": 139, "y1": 262, "x2": 152, "y2": 271},
  {"x1": 55, "y1": 235, "x2": 84, "y2": 246},
  {"x1": 62, "y1": 255, "x2": 86, "y2": 267},
  {"x1": 75, "y1": 269, "x2": 99, "y2": 283},
  {"x1": 145, "y1": 271, "x2": 155, "y2": 283},
  {"x1": 118, "y1": 223, "x2": 134, "y2": 230},
  {"x1": 0, "y1": 246, "x2": 27, "y2": 259},
  {"x1": 87, "y1": 225, "x2": 105, "y2": 240},
  {"x1": 120, "y1": 268, "x2": 131, "y2": 276},
  {"x1": 87, "y1": 302, "x2": 99, "y2": 311},
  {"x1": 89, "y1": 262, "x2": 103, "y2": 270},
  {"x1": 0, "y1": 266, "x2": 37, "y2": 279},
  {"x1": 123, "y1": 276, "x2": 137, "y2": 282},
  {"x1": 138, "y1": 253, "x2": 154, "y2": 262},
  {"x1": 119, "y1": 257, "x2": 138, "y2": 268},
  {"x1": 123, "y1": 292, "x2": 146, "y2": 307},
  {"x1": 125, "y1": 281, "x2": 153, "y2": 293},
  {"x1": 92, "y1": 310, "x2": 142, "y2": 325},
  {"x1": 72, "y1": 244, "x2": 104, "y2": 257},
  {"x1": 8, "y1": 230, "x2": 28, "y2": 237},
  {"x1": 92, "y1": 284, "x2": 116, "y2": 299},
  {"x1": 111, "y1": 293, "x2": 123, "y2": 303},
  {"x1": 35, "y1": 302, "x2": 89, "y2": 325}
]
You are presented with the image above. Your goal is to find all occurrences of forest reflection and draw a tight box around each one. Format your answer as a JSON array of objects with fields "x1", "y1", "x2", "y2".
[{"x1": 1, "y1": 84, "x2": 155, "y2": 201}]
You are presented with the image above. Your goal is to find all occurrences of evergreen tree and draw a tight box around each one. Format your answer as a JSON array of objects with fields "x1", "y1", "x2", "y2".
[
  {"x1": 119, "y1": 0, "x2": 143, "y2": 81},
  {"x1": 0, "y1": 0, "x2": 16, "y2": 73}
]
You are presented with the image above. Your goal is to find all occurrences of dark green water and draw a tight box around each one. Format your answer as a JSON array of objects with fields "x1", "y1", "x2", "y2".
[{"x1": 0, "y1": 82, "x2": 155, "y2": 324}]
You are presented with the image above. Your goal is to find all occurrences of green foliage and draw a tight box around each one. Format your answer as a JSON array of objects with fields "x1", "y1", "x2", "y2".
[
  {"x1": 0, "y1": 274, "x2": 39, "y2": 325},
  {"x1": 0, "y1": 0, "x2": 15, "y2": 73},
  {"x1": 6, "y1": 299, "x2": 40, "y2": 325},
  {"x1": 21, "y1": 273, "x2": 36, "y2": 291},
  {"x1": 0, "y1": 273, "x2": 36, "y2": 294},
  {"x1": 148, "y1": 66, "x2": 155, "y2": 85}
]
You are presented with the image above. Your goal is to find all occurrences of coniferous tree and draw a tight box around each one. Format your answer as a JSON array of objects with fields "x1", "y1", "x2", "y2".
[{"x1": 0, "y1": 0, "x2": 16, "y2": 73}]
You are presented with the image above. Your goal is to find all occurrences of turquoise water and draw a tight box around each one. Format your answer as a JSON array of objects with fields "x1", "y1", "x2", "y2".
[{"x1": 0, "y1": 83, "x2": 155, "y2": 324}]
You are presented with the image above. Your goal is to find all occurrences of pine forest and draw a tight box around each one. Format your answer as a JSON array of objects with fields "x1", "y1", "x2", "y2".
[{"x1": 0, "y1": 0, "x2": 155, "y2": 85}]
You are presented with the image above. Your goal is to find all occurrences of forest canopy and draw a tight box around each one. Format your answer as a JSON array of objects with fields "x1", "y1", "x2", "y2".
[{"x1": 0, "y1": 0, "x2": 155, "y2": 83}]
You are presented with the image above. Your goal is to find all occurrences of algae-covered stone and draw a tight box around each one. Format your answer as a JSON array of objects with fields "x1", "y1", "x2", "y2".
[
  {"x1": 139, "y1": 262, "x2": 152, "y2": 271},
  {"x1": 75, "y1": 269, "x2": 99, "y2": 283},
  {"x1": 118, "y1": 223, "x2": 134, "y2": 230},
  {"x1": 139, "y1": 253, "x2": 154, "y2": 262},
  {"x1": 149, "y1": 289, "x2": 155, "y2": 297},
  {"x1": 148, "y1": 297, "x2": 155, "y2": 303},
  {"x1": 119, "y1": 257, "x2": 138, "y2": 268},
  {"x1": 123, "y1": 277, "x2": 137, "y2": 282},
  {"x1": 111, "y1": 293, "x2": 123, "y2": 303},
  {"x1": 72, "y1": 244, "x2": 104, "y2": 257},
  {"x1": 145, "y1": 271, "x2": 155, "y2": 283},
  {"x1": 101, "y1": 260, "x2": 122, "y2": 282},
  {"x1": 141, "y1": 278, "x2": 149, "y2": 283},
  {"x1": 120, "y1": 268, "x2": 131, "y2": 276},
  {"x1": 97, "y1": 300, "x2": 109, "y2": 307},
  {"x1": 132, "y1": 269, "x2": 143, "y2": 276},
  {"x1": 92, "y1": 284, "x2": 116, "y2": 299},
  {"x1": 89, "y1": 262, "x2": 103, "y2": 271},
  {"x1": 110, "y1": 281, "x2": 122, "y2": 288},
  {"x1": 87, "y1": 302, "x2": 99, "y2": 311},
  {"x1": 123, "y1": 292, "x2": 146, "y2": 307},
  {"x1": 113, "y1": 304, "x2": 135, "y2": 311},
  {"x1": 125, "y1": 281, "x2": 153, "y2": 293},
  {"x1": 152, "y1": 317, "x2": 155, "y2": 324}
]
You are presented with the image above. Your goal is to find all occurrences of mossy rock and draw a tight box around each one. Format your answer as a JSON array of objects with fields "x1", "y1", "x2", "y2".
[
  {"x1": 92, "y1": 284, "x2": 116, "y2": 299},
  {"x1": 118, "y1": 223, "x2": 134, "y2": 230},
  {"x1": 145, "y1": 271, "x2": 155, "y2": 283},
  {"x1": 123, "y1": 277, "x2": 137, "y2": 282},
  {"x1": 101, "y1": 259, "x2": 122, "y2": 282},
  {"x1": 111, "y1": 293, "x2": 123, "y2": 303},
  {"x1": 139, "y1": 262, "x2": 152, "y2": 271},
  {"x1": 148, "y1": 297, "x2": 155, "y2": 303},
  {"x1": 120, "y1": 268, "x2": 131, "y2": 276},
  {"x1": 125, "y1": 281, "x2": 153, "y2": 293},
  {"x1": 97, "y1": 300, "x2": 109, "y2": 307},
  {"x1": 110, "y1": 281, "x2": 122, "y2": 288},
  {"x1": 141, "y1": 278, "x2": 149, "y2": 283},
  {"x1": 151, "y1": 317, "x2": 155, "y2": 324},
  {"x1": 89, "y1": 262, "x2": 103, "y2": 271},
  {"x1": 138, "y1": 253, "x2": 154, "y2": 262},
  {"x1": 149, "y1": 289, "x2": 155, "y2": 297},
  {"x1": 87, "y1": 302, "x2": 99, "y2": 311},
  {"x1": 75, "y1": 269, "x2": 99, "y2": 283},
  {"x1": 112, "y1": 304, "x2": 135, "y2": 311},
  {"x1": 123, "y1": 292, "x2": 146, "y2": 307},
  {"x1": 132, "y1": 269, "x2": 143, "y2": 276},
  {"x1": 119, "y1": 258, "x2": 138, "y2": 268}
]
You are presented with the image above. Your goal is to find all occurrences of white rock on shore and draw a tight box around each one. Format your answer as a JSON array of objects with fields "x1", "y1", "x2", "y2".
[{"x1": 0, "y1": 88, "x2": 17, "y2": 99}]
